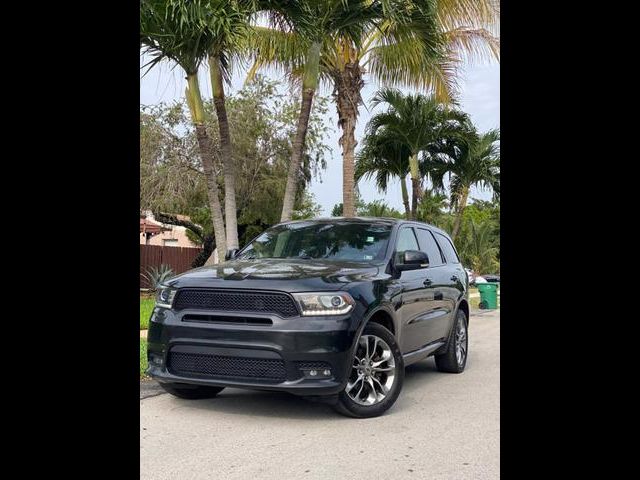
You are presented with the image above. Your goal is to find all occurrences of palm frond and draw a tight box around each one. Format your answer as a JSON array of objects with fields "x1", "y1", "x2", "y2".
[
  {"x1": 445, "y1": 26, "x2": 500, "y2": 64},
  {"x1": 243, "y1": 25, "x2": 308, "y2": 79},
  {"x1": 141, "y1": 0, "x2": 257, "y2": 77},
  {"x1": 436, "y1": 0, "x2": 500, "y2": 34}
]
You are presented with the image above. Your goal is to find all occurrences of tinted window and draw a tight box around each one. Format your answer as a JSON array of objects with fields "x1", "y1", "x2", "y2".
[
  {"x1": 394, "y1": 227, "x2": 419, "y2": 263},
  {"x1": 415, "y1": 229, "x2": 444, "y2": 267},
  {"x1": 237, "y1": 221, "x2": 392, "y2": 262},
  {"x1": 435, "y1": 232, "x2": 460, "y2": 263}
]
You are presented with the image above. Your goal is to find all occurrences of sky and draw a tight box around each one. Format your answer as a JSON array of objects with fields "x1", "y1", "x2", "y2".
[{"x1": 140, "y1": 58, "x2": 500, "y2": 216}]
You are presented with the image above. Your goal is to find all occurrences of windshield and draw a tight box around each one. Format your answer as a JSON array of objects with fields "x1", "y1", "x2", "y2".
[{"x1": 236, "y1": 221, "x2": 392, "y2": 262}]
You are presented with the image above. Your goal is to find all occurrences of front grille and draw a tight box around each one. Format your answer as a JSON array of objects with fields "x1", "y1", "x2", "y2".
[
  {"x1": 168, "y1": 351, "x2": 286, "y2": 382},
  {"x1": 295, "y1": 361, "x2": 332, "y2": 371},
  {"x1": 173, "y1": 289, "x2": 299, "y2": 317}
]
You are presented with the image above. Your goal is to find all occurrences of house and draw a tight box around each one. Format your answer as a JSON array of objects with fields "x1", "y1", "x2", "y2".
[{"x1": 139, "y1": 211, "x2": 201, "y2": 248}]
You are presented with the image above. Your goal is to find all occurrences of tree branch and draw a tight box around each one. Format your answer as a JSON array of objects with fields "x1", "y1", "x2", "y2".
[
  {"x1": 153, "y1": 211, "x2": 204, "y2": 240},
  {"x1": 191, "y1": 234, "x2": 215, "y2": 268}
]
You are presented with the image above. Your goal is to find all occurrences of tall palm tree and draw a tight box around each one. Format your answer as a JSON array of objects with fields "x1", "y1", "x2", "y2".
[
  {"x1": 253, "y1": 0, "x2": 383, "y2": 222},
  {"x1": 356, "y1": 128, "x2": 412, "y2": 218},
  {"x1": 336, "y1": 0, "x2": 499, "y2": 216},
  {"x1": 205, "y1": 0, "x2": 257, "y2": 250},
  {"x1": 366, "y1": 88, "x2": 469, "y2": 219},
  {"x1": 428, "y1": 127, "x2": 500, "y2": 241},
  {"x1": 141, "y1": 0, "x2": 227, "y2": 257},
  {"x1": 251, "y1": 0, "x2": 500, "y2": 217}
]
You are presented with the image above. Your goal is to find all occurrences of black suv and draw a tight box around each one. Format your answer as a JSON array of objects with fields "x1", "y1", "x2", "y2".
[{"x1": 147, "y1": 218, "x2": 469, "y2": 417}]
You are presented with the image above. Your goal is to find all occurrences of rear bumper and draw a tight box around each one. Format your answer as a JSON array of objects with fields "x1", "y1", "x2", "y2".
[{"x1": 146, "y1": 306, "x2": 360, "y2": 396}]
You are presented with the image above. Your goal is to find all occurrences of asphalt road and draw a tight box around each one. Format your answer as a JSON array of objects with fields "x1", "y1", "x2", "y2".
[{"x1": 140, "y1": 309, "x2": 500, "y2": 480}]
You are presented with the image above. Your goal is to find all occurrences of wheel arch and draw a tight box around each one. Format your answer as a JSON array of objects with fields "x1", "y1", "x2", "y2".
[
  {"x1": 457, "y1": 298, "x2": 470, "y2": 325},
  {"x1": 364, "y1": 307, "x2": 397, "y2": 337}
]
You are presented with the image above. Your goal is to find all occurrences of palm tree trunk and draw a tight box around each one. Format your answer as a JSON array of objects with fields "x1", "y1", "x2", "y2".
[
  {"x1": 209, "y1": 56, "x2": 238, "y2": 250},
  {"x1": 333, "y1": 62, "x2": 364, "y2": 218},
  {"x1": 186, "y1": 74, "x2": 227, "y2": 260},
  {"x1": 281, "y1": 42, "x2": 321, "y2": 222},
  {"x1": 280, "y1": 87, "x2": 314, "y2": 222},
  {"x1": 451, "y1": 185, "x2": 470, "y2": 241},
  {"x1": 409, "y1": 154, "x2": 422, "y2": 219},
  {"x1": 400, "y1": 175, "x2": 410, "y2": 219}
]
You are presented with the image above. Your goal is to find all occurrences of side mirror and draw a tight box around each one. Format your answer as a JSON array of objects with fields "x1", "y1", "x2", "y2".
[
  {"x1": 225, "y1": 248, "x2": 239, "y2": 261},
  {"x1": 396, "y1": 250, "x2": 429, "y2": 271}
]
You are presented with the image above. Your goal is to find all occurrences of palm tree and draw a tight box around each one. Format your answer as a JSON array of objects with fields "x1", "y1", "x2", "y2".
[
  {"x1": 365, "y1": 88, "x2": 469, "y2": 219},
  {"x1": 141, "y1": 0, "x2": 227, "y2": 257},
  {"x1": 251, "y1": 0, "x2": 500, "y2": 217},
  {"x1": 336, "y1": 0, "x2": 499, "y2": 216},
  {"x1": 355, "y1": 128, "x2": 412, "y2": 218},
  {"x1": 327, "y1": 0, "x2": 453, "y2": 217},
  {"x1": 253, "y1": 0, "x2": 383, "y2": 222},
  {"x1": 205, "y1": 0, "x2": 257, "y2": 250},
  {"x1": 428, "y1": 127, "x2": 500, "y2": 241}
]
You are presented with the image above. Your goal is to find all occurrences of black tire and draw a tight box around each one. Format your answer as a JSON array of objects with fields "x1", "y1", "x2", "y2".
[
  {"x1": 159, "y1": 382, "x2": 225, "y2": 399},
  {"x1": 435, "y1": 309, "x2": 468, "y2": 373},
  {"x1": 334, "y1": 322, "x2": 404, "y2": 418}
]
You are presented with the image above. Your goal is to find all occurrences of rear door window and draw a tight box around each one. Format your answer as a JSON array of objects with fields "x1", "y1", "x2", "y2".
[
  {"x1": 434, "y1": 232, "x2": 460, "y2": 264},
  {"x1": 415, "y1": 228, "x2": 444, "y2": 267}
]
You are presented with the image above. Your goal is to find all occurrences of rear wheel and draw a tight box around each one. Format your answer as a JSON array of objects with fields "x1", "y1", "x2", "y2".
[
  {"x1": 159, "y1": 382, "x2": 225, "y2": 399},
  {"x1": 435, "y1": 309, "x2": 468, "y2": 373},
  {"x1": 334, "y1": 323, "x2": 404, "y2": 418}
]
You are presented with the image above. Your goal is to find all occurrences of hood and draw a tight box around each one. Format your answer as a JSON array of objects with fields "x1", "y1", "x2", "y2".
[{"x1": 166, "y1": 258, "x2": 382, "y2": 292}]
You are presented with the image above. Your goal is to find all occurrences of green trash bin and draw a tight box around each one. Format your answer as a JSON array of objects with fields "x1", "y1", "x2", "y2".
[{"x1": 477, "y1": 282, "x2": 498, "y2": 309}]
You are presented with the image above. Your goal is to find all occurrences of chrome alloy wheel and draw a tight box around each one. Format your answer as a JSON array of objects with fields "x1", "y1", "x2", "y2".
[
  {"x1": 346, "y1": 334, "x2": 396, "y2": 406},
  {"x1": 455, "y1": 319, "x2": 467, "y2": 366}
]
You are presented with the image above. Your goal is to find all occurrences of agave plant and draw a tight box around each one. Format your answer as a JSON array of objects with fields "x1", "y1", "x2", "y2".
[{"x1": 143, "y1": 264, "x2": 175, "y2": 291}]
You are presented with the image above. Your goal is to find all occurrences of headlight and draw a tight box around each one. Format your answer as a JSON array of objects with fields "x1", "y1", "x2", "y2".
[
  {"x1": 156, "y1": 286, "x2": 177, "y2": 309},
  {"x1": 292, "y1": 292, "x2": 355, "y2": 316}
]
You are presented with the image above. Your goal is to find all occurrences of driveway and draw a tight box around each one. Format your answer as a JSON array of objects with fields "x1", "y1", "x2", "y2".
[{"x1": 140, "y1": 309, "x2": 500, "y2": 480}]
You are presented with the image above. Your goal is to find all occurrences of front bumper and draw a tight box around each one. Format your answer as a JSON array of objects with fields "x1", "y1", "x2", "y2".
[{"x1": 146, "y1": 306, "x2": 361, "y2": 396}]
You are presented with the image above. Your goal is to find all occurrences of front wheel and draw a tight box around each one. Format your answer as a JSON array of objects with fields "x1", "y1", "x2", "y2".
[{"x1": 334, "y1": 323, "x2": 404, "y2": 418}]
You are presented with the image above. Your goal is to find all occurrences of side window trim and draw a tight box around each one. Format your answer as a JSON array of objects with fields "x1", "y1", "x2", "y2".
[{"x1": 414, "y1": 227, "x2": 446, "y2": 267}]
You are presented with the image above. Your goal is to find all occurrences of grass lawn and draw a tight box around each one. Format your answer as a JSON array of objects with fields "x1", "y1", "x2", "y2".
[
  {"x1": 468, "y1": 287, "x2": 479, "y2": 309},
  {"x1": 140, "y1": 296, "x2": 155, "y2": 330},
  {"x1": 470, "y1": 296, "x2": 480, "y2": 309},
  {"x1": 140, "y1": 338, "x2": 148, "y2": 379}
]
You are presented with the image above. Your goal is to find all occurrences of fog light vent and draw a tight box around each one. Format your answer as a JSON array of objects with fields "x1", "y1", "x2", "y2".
[
  {"x1": 149, "y1": 354, "x2": 164, "y2": 366},
  {"x1": 296, "y1": 361, "x2": 332, "y2": 379}
]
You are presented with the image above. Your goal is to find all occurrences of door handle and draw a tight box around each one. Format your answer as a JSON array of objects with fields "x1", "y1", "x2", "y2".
[
  {"x1": 450, "y1": 275, "x2": 459, "y2": 282},
  {"x1": 423, "y1": 278, "x2": 432, "y2": 286}
]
